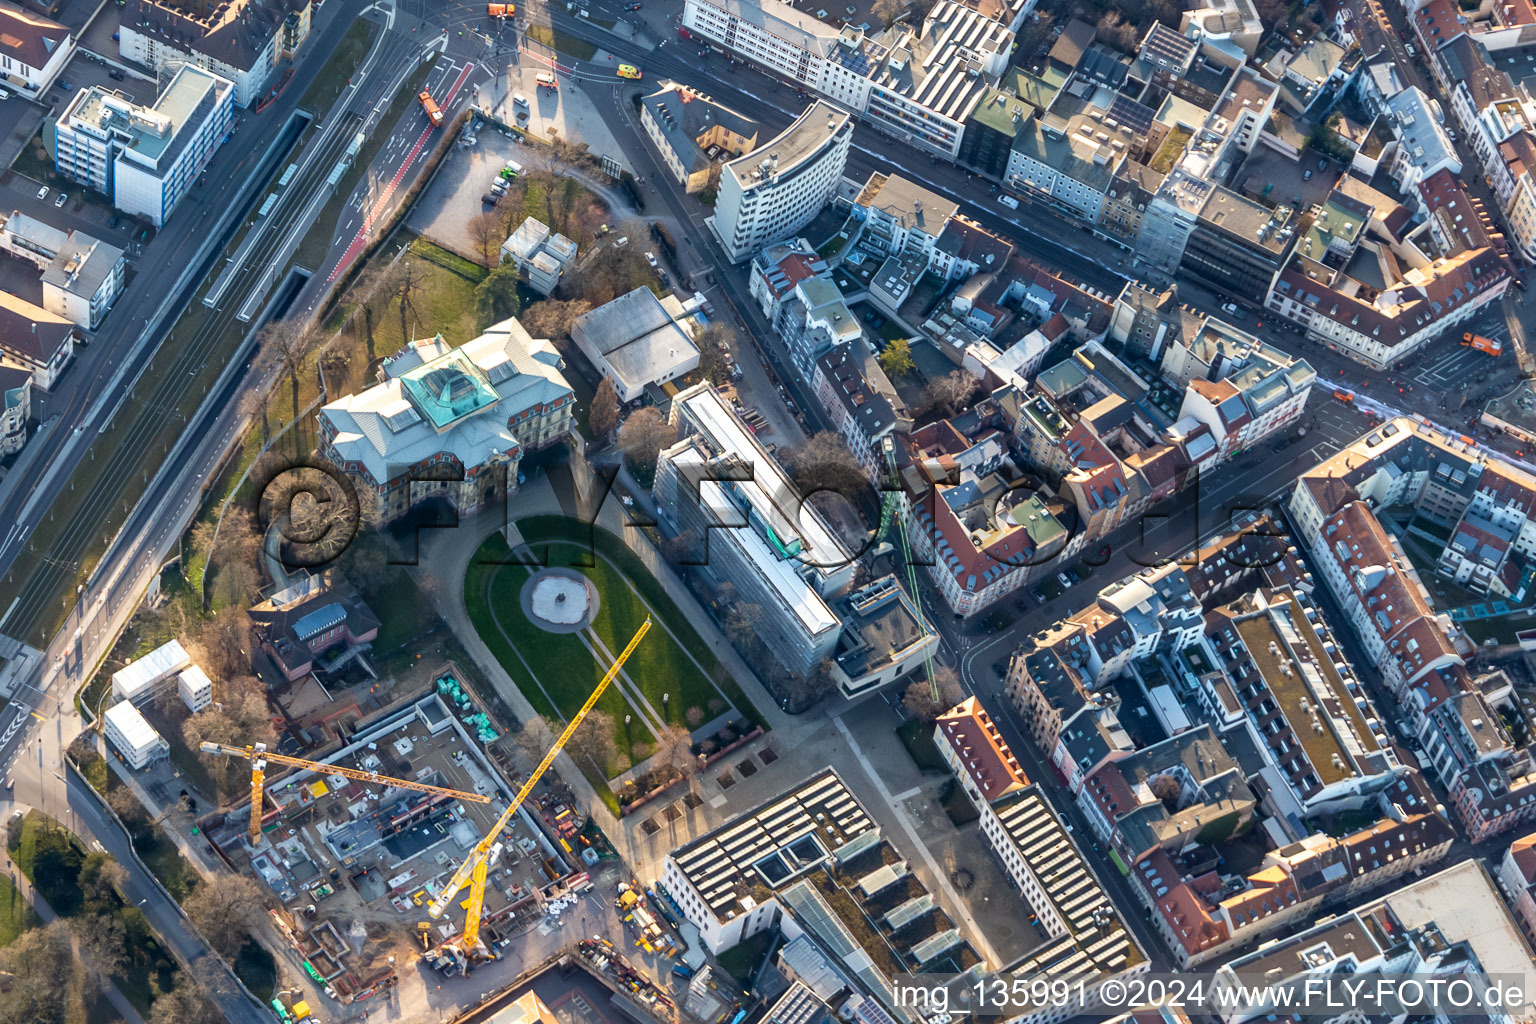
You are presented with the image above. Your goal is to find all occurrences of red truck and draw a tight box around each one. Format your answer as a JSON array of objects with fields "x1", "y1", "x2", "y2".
[{"x1": 418, "y1": 90, "x2": 443, "y2": 128}]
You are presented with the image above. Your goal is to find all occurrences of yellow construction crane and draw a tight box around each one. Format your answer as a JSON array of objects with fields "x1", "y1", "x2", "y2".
[
  {"x1": 425, "y1": 616, "x2": 652, "y2": 960},
  {"x1": 199, "y1": 741, "x2": 494, "y2": 846}
]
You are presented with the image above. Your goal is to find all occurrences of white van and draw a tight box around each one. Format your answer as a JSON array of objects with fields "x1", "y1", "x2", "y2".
[
  {"x1": 513, "y1": 92, "x2": 529, "y2": 108},
  {"x1": 504, "y1": 160, "x2": 523, "y2": 176}
]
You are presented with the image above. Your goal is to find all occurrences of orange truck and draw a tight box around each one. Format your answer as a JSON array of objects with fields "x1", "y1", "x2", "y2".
[
  {"x1": 1462, "y1": 332, "x2": 1504, "y2": 356},
  {"x1": 487, "y1": 2, "x2": 515, "y2": 15},
  {"x1": 418, "y1": 90, "x2": 443, "y2": 128}
]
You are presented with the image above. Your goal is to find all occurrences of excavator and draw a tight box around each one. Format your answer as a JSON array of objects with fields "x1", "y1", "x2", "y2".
[{"x1": 422, "y1": 616, "x2": 652, "y2": 971}]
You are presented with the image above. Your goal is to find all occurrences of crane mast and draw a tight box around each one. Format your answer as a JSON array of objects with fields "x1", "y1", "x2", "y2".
[
  {"x1": 199, "y1": 741, "x2": 494, "y2": 846},
  {"x1": 426, "y1": 616, "x2": 652, "y2": 955},
  {"x1": 881, "y1": 436, "x2": 938, "y2": 699}
]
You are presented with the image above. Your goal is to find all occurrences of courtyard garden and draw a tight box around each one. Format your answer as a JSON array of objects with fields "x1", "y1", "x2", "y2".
[{"x1": 464, "y1": 516, "x2": 763, "y2": 804}]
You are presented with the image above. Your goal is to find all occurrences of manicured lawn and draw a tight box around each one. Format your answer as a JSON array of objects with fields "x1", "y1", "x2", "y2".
[
  {"x1": 715, "y1": 931, "x2": 772, "y2": 983},
  {"x1": 464, "y1": 518, "x2": 764, "y2": 790},
  {"x1": 0, "y1": 876, "x2": 36, "y2": 946}
]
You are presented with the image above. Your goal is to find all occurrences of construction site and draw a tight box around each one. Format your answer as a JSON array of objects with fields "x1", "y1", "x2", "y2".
[
  {"x1": 196, "y1": 676, "x2": 601, "y2": 1001},
  {"x1": 194, "y1": 619, "x2": 657, "y2": 1007}
]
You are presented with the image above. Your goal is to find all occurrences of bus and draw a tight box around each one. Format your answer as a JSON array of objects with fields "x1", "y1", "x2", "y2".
[
  {"x1": 487, "y1": 2, "x2": 514, "y2": 15},
  {"x1": 418, "y1": 90, "x2": 443, "y2": 127}
]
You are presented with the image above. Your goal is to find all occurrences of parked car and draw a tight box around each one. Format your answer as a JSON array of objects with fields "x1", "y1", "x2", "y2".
[
  {"x1": 1221, "y1": 302, "x2": 1239, "y2": 314},
  {"x1": 615, "y1": 235, "x2": 629, "y2": 246},
  {"x1": 1057, "y1": 572, "x2": 1073, "y2": 588},
  {"x1": 644, "y1": 251, "x2": 658, "y2": 268},
  {"x1": 53, "y1": 193, "x2": 66, "y2": 208},
  {"x1": 998, "y1": 193, "x2": 1019, "y2": 209},
  {"x1": 34, "y1": 186, "x2": 47, "y2": 200},
  {"x1": 58, "y1": 80, "x2": 72, "y2": 91},
  {"x1": 108, "y1": 68, "x2": 124, "y2": 81}
]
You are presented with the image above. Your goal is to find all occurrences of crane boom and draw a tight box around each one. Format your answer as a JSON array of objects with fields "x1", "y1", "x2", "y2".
[
  {"x1": 427, "y1": 616, "x2": 652, "y2": 923},
  {"x1": 201, "y1": 741, "x2": 494, "y2": 844}
]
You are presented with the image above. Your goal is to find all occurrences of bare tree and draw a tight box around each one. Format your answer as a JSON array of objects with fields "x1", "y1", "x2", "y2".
[
  {"x1": 685, "y1": 705, "x2": 705, "y2": 728},
  {"x1": 570, "y1": 708, "x2": 620, "y2": 776},
  {"x1": 0, "y1": 921, "x2": 80, "y2": 1024},
  {"x1": 71, "y1": 911, "x2": 127, "y2": 979},
  {"x1": 519, "y1": 298, "x2": 591, "y2": 340},
  {"x1": 789, "y1": 431, "x2": 869, "y2": 503},
  {"x1": 147, "y1": 981, "x2": 219, "y2": 1024},
  {"x1": 262, "y1": 319, "x2": 312, "y2": 423},
  {"x1": 467, "y1": 212, "x2": 504, "y2": 267},
  {"x1": 902, "y1": 679, "x2": 941, "y2": 722},
  {"x1": 393, "y1": 258, "x2": 421, "y2": 346},
  {"x1": 872, "y1": 0, "x2": 910, "y2": 26},
  {"x1": 513, "y1": 716, "x2": 556, "y2": 769},
  {"x1": 933, "y1": 665, "x2": 964, "y2": 709},
  {"x1": 723, "y1": 603, "x2": 762, "y2": 649},
  {"x1": 617, "y1": 407, "x2": 676, "y2": 484},
  {"x1": 924, "y1": 368, "x2": 982, "y2": 418},
  {"x1": 185, "y1": 675, "x2": 276, "y2": 802},
  {"x1": 693, "y1": 322, "x2": 735, "y2": 384},
  {"x1": 194, "y1": 606, "x2": 250, "y2": 683},
  {"x1": 107, "y1": 784, "x2": 149, "y2": 835},
  {"x1": 589, "y1": 375, "x2": 620, "y2": 439},
  {"x1": 183, "y1": 873, "x2": 266, "y2": 957},
  {"x1": 657, "y1": 723, "x2": 698, "y2": 784}
]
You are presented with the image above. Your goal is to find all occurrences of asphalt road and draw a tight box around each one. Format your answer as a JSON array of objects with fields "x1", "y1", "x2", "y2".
[{"x1": 0, "y1": 2, "x2": 390, "y2": 645}]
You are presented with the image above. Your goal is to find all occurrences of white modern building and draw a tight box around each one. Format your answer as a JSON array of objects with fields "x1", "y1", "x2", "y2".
[
  {"x1": 655, "y1": 382, "x2": 854, "y2": 676},
  {"x1": 104, "y1": 701, "x2": 170, "y2": 770},
  {"x1": 178, "y1": 665, "x2": 213, "y2": 713},
  {"x1": 111, "y1": 639, "x2": 193, "y2": 704},
  {"x1": 55, "y1": 65, "x2": 235, "y2": 227},
  {"x1": 499, "y1": 217, "x2": 576, "y2": 296},
  {"x1": 118, "y1": 0, "x2": 311, "y2": 109},
  {"x1": 0, "y1": 3, "x2": 73, "y2": 96},
  {"x1": 318, "y1": 319, "x2": 576, "y2": 524},
  {"x1": 569, "y1": 286, "x2": 700, "y2": 402},
  {"x1": 710, "y1": 100, "x2": 853, "y2": 263},
  {"x1": 0, "y1": 210, "x2": 126, "y2": 330}
]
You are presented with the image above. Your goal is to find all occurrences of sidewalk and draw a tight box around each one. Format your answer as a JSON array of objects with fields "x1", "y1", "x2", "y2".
[{"x1": 0, "y1": 805, "x2": 148, "y2": 1024}]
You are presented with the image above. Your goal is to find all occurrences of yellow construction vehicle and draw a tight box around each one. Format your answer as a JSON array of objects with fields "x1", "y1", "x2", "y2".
[
  {"x1": 198, "y1": 741, "x2": 494, "y2": 846},
  {"x1": 425, "y1": 616, "x2": 652, "y2": 964}
]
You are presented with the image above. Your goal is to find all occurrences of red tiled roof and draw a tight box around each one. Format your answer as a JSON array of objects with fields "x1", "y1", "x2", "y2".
[{"x1": 934, "y1": 696, "x2": 1028, "y2": 802}]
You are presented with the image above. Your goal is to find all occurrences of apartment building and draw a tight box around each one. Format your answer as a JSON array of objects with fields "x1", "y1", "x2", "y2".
[
  {"x1": 0, "y1": 210, "x2": 126, "y2": 330},
  {"x1": 1499, "y1": 831, "x2": 1536, "y2": 945},
  {"x1": 55, "y1": 65, "x2": 235, "y2": 227},
  {"x1": 748, "y1": 237, "x2": 832, "y2": 320},
  {"x1": 1212, "y1": 861, "x2": 1536, "y2": 1022},
  {"x1": 934, "y1": 696, "x2": 1029, "y2": 807},
  {"x1": 811, "y1": 345, "x2": 907, "y2": 478},
  {"x1": 639, "y1": 82, "x2": 760, "y2": 193},
  {"x1": 656, "y1": 383, "x2": 854, "y2": 676},
  {"x1": 119, "y1": 0, "x2": 310, "y2": 108},
  {"x1": 317, "y1": 320, "x2": 575, "y2": 524},
  {"x1": 710, "y1": 101, "x2": 852, "y2": 263},
  {"x1": 0, "y1": 2, "x2": 72, "y2": 94},
  {"x1": 0, "y1": 365, "x2": 30, "y2": 456},
  {"x1": 0, "y1": 292, "x2": 75, "y2": 390}
]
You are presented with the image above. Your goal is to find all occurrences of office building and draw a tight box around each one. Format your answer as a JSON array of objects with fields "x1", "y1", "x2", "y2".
[
  {"x1": 499, "y1": 217, "x2": 576, "y2": 296},
  {"x1": 104, "y1": 701, "x2": 170, "y2": 769},
  {"x1": 119, "y1": 0, "x2": 310, "y2": 108},
  {"x1": 710, "y1": 101, "x2": 852, "y2": 263},
  {"x1": 111, "y1": 638, "x2": 192, "y2": 704},
  {"x1": 0, "y1": 2, "x2": 72, "y2": 95},
  {"x1": 55, "y1": 65, "x2": 234, "y2": 227},
  {"x1": 318, "y1": 319, "x2": 575, "y2": 525},
  {"x1": 0, "y1": 210, "x2": 126, "y2": 330},
  {"x1": 655, "y1": 383, "x2": 853, "y2": 676},
  {"x1": 570, "y1": 286, "x2": 701, "y2": 402},
  {"x1": 1180, "y1": 188, "x2": 1296, "y2": 297}
]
